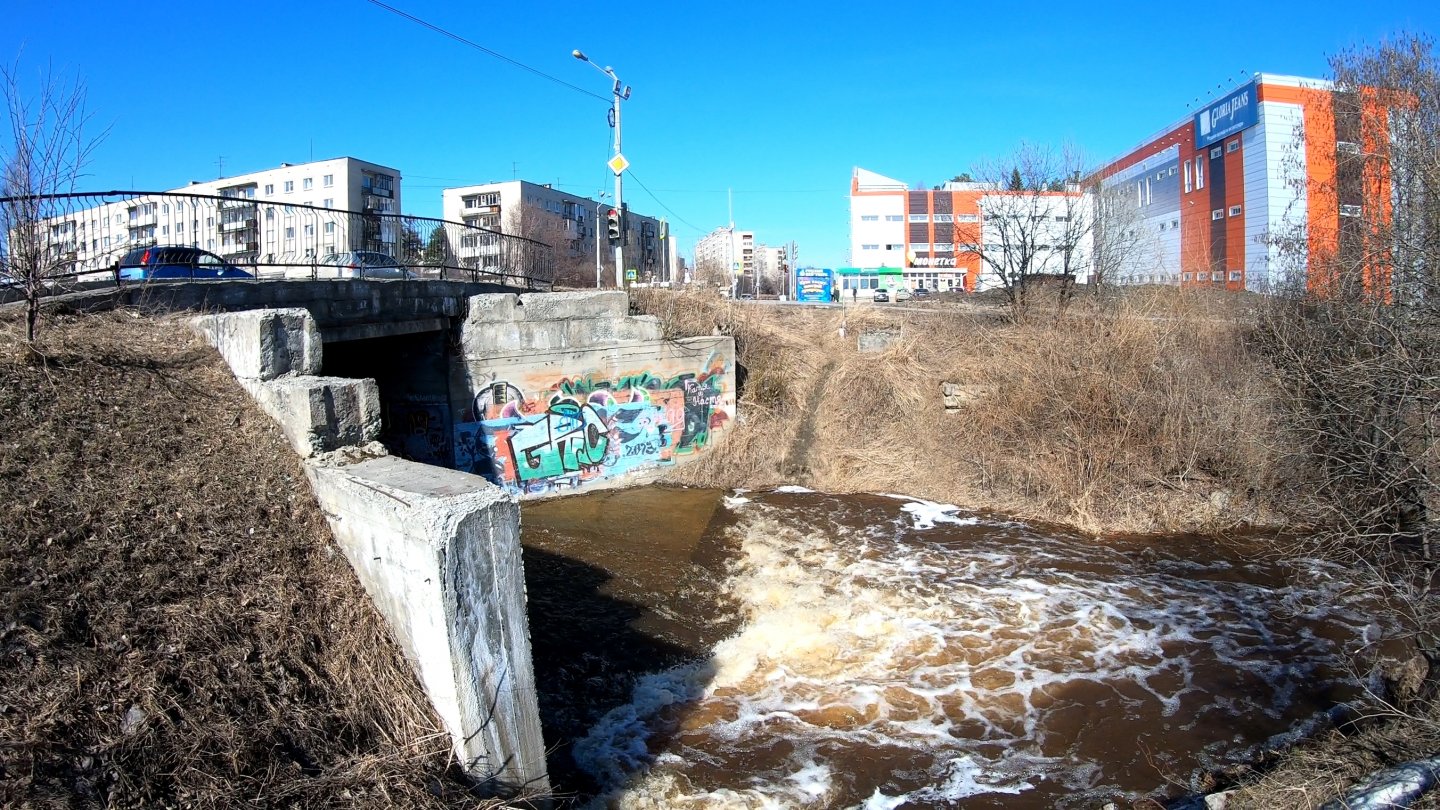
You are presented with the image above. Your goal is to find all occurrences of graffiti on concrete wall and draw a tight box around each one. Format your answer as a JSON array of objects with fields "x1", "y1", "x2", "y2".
[{"x1": 453, "y1": 356, "x2": 730, "y2": 495}]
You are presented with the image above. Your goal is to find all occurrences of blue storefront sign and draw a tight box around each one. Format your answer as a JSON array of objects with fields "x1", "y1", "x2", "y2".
[
  {"x1": 1195, "y1": 81, "x2": 1257, "y2": 149},
  {"x1": 795, "y1": 267, "x2": 833, "y2": 302}
]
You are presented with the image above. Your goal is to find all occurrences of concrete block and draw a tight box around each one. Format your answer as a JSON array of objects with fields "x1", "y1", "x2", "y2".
[
  {"x1": 467, "y1": 293, "x2": 519, "y2": 324},
  {"x1": 517, "y1": 290, "x2": 627, "y2": 321},
  {"x1": 247, "y1": 375, "x2": 381, "y2": 457},
  {"x1": 305, "y1": 456, "x2": 549, "y2": 794},
  {"x1": 191, "y1": 308, "x2": 323, "y2": 381},
  {"x1": 620, "y1": 314, "x2": 663, "y2": 341}
]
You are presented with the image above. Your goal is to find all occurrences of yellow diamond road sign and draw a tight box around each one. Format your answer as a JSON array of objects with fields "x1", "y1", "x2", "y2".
[{"x1": 608, "y1": 153, "x2": 630, "y2": 175}]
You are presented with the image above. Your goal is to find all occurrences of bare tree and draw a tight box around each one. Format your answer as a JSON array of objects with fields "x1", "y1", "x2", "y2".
[
  {"x1": 516, "y1": 210, "x2": 599, "y2": 289},
  {"x1": 1258, "y1": 35, "x2": 1440, "y2": 563},
  {"x1": 969, "y1": 142, "x2": 1093, "y2": 320},
  {"x1": 0, "y1": 61, "x2": 104, "y2": 343}
]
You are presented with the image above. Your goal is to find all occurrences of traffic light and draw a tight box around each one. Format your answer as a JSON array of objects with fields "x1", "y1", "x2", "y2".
[{"x1": 606, "y1": 208, "x2": 621, "y2": 244}]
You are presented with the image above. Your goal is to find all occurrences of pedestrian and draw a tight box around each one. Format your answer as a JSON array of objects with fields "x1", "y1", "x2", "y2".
[{"x1": 851, "y1": 286, "x2": 857, "y2": 302}]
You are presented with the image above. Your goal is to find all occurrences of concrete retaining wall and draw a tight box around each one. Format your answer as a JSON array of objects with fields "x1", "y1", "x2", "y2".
[
  {"x1": 190, "y1": 308, "x2": 549, "y2": 795},
  {"x1": 451, "y1": 291, "x2": 737, "y2": 499},
  {"x1": 306, "y1": 456, "x2": 547, "y2": 792}
]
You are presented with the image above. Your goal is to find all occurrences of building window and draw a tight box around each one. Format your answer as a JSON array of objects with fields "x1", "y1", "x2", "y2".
[
  {"x1": 862, "y1": 244, "x2": 878, "y2": 250},
  {"x1": 957, "y1": 214, "x2": 978, "y2": 223},
  {"x1": 882, "y1": 214, "x2": 901, "y2": 221},
  {"x1": 283, "y1": 180, "x2": 294, "y2": 193},
  {"x1": 264, "y1": 184, "x2": 274, "y2": 195},
  {"x1": 1210, "y1": 146, "x2": 1223, "y2": 159},
  {"x1": 1171, "y1": 219, "x2": 1179, "y2": 228},
  {"x1": 1212, "y1": 209, "x2": 1225, "y2": 220},
  {"x1": 1226, "y1": 140, "x2": 1241, "y2": 154},
  {"x1": 1229, "y1": 270, "x2": 1243, "y2": 281},
  {"x1": 285, "y1": 227, "x2": 295, "y2": 238},
  {"x1": 1340, "y1": 204, "x2": 1363, "y2": 217},
  {"x1": 1168, "y1": 166, "x2": 1177, "y2": 176},
  {"x1": 885, "y1": 243, "x2": 904, "y2": 250},
  {"x1": 932, "y1": 243, "x2": 954, "y2": 252},
  {"x1": 911, "y1": 243, "x2": 930, "y2": 252},
  {"x1": 1182, "y1": 272, "x2": 1193, "y2": 282},
  {"x1": 860, "y1": 215, "x2": 879, "y2": 221},
  {"x1": 1195, "y1": 158, "x2": 1204, "y2": 190},
  {"x1": 303, "y1": 224, "x2": 314, "y2": 236},
  {"x1": 303, "y1": 178, "x2": 313, "y2": 190},
  {"x1": 323, "y1": 174, "x2": 334, "y2": 187},
  {"x1": 175, "y1": 223, "x2": 183, "y2": 234},
  {"x1": 1229, "y1": 205, "x2": 1242, "y2": 217},
  {"x1": 323, "y1": 198, "x2": 333, "y2": 209},
  {"x1": 324, "y1": 222, "x2": 335, "y2": 234},
  {"x1": 1211, "y1": 271, "x2": 1224, "y2": 282},
  {"x1": 908, "y1": 214, "x2": 928, "y2": 222},
  {"x1": 933, "y1": 214, "x2": 953, "y2": 223}
]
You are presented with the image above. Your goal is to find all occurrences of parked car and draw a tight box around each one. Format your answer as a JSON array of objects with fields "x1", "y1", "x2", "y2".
[
  {"x1": 317, "y1": 251, "x2": 415, "y2": 279},
  {"x1": 913, "y1": 286, "x2": 931, "y2": 298},
  {"x1": 894, "y1": 288, "x2": 913, "y2": 302},
  {"x1": 872, "y1": 289, "x2": 889, "y2": 303},
  {"x1": 116, "y1": 246, "x2": 253, "y2": 280}
]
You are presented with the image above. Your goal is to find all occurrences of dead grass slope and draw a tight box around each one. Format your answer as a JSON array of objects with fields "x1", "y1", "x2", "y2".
[
  {"x1": 634, "y1": 288, "x2": 1309, "y2": 535},
  {"x1": 0, "y1": 311, "x2": 501, "y2": 809}
]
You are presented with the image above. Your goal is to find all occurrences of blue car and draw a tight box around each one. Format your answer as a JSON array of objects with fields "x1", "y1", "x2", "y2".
[{"x1": 116, "y1": 246, "x2": 253, "y2": 280}]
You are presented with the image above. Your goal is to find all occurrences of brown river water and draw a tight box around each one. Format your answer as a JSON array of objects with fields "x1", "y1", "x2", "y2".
[{"x1": 520, "y1": 486, "x2": 1386, "y2": 809}]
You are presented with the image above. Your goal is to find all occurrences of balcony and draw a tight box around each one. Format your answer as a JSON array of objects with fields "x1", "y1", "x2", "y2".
[
  {"x1": 220, "y1": 218, "x2": 258, "y2": 232},
  {"x1": 219, "y1": 198, "x2": 255, "y2": 210}
]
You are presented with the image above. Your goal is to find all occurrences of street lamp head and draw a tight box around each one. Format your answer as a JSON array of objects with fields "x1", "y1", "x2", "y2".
[{"x1": 572, "y1": 49, "x2": 588, "y2": 62}]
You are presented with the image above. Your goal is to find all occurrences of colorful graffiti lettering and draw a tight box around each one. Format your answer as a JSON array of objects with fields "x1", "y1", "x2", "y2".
[
  {"x1": 509, "y1": 400, "x2": 609, "y2": 482},
  {"x1": 456, "y1": 355, "x2": 731, "y2": 496}
]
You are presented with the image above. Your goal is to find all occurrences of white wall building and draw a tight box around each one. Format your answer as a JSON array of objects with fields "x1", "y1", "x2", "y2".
[
  {"x1": 442, "y1": 180, "x2": 666, "y2": 285},
  {"x1": 39, "y1": 157, "x2": 401, "y2": 272}
]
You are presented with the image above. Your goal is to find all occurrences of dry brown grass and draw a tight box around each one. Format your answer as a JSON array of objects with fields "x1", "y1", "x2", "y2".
[
  {"x1": 633, "y1": 287, "x2": 1307, "y2": 535},
  {"x1": 0, "y1": 310, "x2": 510, "y2": 808}
]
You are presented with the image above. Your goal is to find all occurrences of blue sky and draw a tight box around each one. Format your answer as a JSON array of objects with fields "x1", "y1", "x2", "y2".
[{"x1": 4, "y1": 0, "x2": 1438, "y2": 268}]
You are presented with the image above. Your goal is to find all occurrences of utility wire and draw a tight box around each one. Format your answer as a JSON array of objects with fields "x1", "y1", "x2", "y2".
[
  {"x1": 363, "y1": 0, "x2": 609, "y2": 102},
  {"x1": 625, "y1": 170, "x2": 705, "y2": 234}
]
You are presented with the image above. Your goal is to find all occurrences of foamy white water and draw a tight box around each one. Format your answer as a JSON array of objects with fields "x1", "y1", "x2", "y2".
[{"x1": 571, "y1": 490, "x2": 1382, "y2": 809}]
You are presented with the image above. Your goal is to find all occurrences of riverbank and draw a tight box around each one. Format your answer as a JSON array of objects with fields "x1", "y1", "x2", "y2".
[
  {"x1": 632, "y1": 287, "x2": 1309, "y2": 536},
  {"x1": 0, "y1": 311, "x2": 509, "y2": 808}
]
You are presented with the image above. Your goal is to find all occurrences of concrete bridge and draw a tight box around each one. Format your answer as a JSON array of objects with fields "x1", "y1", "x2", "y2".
[{"x1": 59, "y1": 282, "x2": 737, "y2": 798}]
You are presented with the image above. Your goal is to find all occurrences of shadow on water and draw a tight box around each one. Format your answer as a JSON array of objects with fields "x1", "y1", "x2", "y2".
[{"x1": 521, "y1": 487, "x2": 737, "y2": 803}]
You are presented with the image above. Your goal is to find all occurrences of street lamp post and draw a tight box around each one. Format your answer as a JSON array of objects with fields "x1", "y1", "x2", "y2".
[{"x1": 573, "y1": 49, "x2": 630, "y2": 289}]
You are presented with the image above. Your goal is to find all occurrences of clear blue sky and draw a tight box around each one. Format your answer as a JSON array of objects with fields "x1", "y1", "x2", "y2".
[{"x1": 5, "y1": 0, "x2": 1437, "y2": 268}]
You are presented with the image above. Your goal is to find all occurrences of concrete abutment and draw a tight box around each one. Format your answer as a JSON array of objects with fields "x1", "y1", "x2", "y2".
[{"x1": 190, "y1": 289, "x2": 737, "y2": 797}]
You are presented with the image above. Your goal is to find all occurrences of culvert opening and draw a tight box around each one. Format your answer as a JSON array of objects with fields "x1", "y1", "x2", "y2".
[{"x1": 321, "y1": 329, "x2": 455, "y2": 466}]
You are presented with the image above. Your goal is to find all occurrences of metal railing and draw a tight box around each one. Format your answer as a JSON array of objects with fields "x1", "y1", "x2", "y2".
[{"x1": 0, "y1": 190, "x2": 554, "y2": 292}]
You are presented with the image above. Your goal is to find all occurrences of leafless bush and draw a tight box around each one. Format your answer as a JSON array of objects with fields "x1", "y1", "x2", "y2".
[{"x1": 1256, "y1": 35, "x2": 1439, "y2": 568}]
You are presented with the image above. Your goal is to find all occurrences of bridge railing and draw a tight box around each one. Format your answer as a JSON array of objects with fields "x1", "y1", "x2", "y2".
[{"x1": 0, "y1": 190, "x2": 554, "y2": 293}]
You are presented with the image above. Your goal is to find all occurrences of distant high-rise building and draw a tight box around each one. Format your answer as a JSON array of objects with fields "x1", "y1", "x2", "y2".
[{"x1": 694, "y1": 226, "x2": 754, "y2": 292}]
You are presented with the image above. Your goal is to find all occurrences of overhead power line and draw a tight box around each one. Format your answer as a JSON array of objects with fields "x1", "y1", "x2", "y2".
[
  {"x1": 362, "y1": 0, "x2": 609, "y2": 102},
  {"x1": 624, "y1": 170, "x2": 705, "y2": 234}
]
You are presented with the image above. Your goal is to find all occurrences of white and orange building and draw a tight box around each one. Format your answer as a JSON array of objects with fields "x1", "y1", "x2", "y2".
[
  {"x1": 1096, "y1": 72, "x2": 1383, "y2": 292},
  {"x1": 848, "y1": 169, "x2": 1090, "y2": 293},
  {"x1": 851, "y1": 72, "x2": 1385, "y2": 294}
]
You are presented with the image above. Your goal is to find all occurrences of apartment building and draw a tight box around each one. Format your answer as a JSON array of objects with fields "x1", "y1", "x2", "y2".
[
  {"x1": 694, "y1": 226, "x2": 755, "y2": 291},
  {"x1": 849, "y1": 168, "x2": 1090, "y2": 293},
  {"x1": 1095, "y1": 73, "x2": 1367, "y2": 292},
  {"x1": 441, "y1": 180, "x2": 666, "y2": 284},
  {"x1": 39, "y1": 157, "x2": 402, "y2": 272}
]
